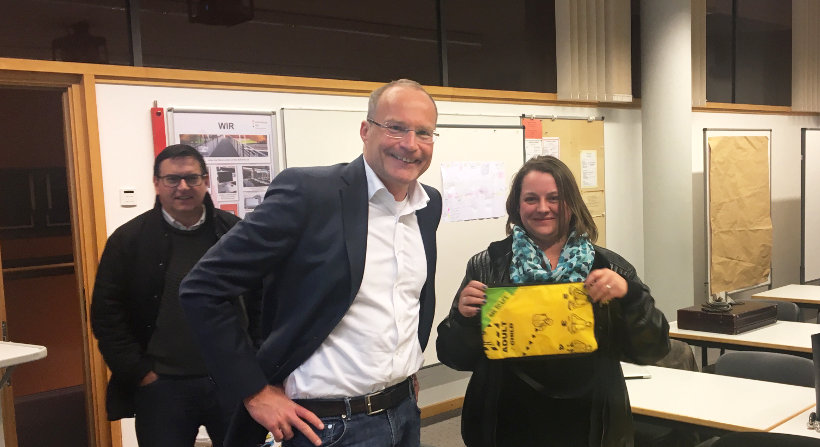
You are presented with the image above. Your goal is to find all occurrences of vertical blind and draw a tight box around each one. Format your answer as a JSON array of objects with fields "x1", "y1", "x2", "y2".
[
  {"x1": 555, "y1": 0, "x2": 632, "y2": 102},
  {"x1": 691, "y1": 0, "x2": 707, "y2": 107},
  {"x1": 792, "y1": 0, "x2": 820, "y2": 112}
]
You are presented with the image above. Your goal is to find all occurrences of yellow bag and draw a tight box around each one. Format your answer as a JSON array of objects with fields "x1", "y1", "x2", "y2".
[{"x1": 481, "y1": 283, "x2": 598, "y2": 359}]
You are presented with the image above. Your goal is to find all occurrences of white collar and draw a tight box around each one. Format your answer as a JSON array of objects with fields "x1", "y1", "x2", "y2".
[
  {"x1": 363, "y1": 158, "x2": 430, "y2": 213},
  {"x1": 161, "y1": 206, "x2": 206, "y2": 231}
]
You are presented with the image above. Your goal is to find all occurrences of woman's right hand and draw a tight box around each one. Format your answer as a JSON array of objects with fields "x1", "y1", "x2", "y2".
[{"x1": 458, "y1": 280, "x2": 488, "y2": 318}]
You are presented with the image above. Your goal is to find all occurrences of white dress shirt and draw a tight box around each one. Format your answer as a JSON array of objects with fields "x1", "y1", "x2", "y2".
[{"x1": 284, "y1": 160, "x2": 430, "y2": 399}]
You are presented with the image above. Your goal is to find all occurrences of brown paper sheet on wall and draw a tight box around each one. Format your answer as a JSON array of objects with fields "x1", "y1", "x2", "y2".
[
  {"x1": 540, "y1": 119, "x2": 606, "y2": 246},
  {"x1": 708, "y1": 136, "x2": 772, "y2": 295}
]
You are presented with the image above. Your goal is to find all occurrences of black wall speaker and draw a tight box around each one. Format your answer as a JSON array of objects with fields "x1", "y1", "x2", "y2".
[{"x1": 187, "y1": 0, "x2": 254, "y2": 26}]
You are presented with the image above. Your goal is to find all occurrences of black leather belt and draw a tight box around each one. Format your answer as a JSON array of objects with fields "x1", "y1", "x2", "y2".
[{"x1": 294, "y1": 377, "x2": 412, "y2": 417}]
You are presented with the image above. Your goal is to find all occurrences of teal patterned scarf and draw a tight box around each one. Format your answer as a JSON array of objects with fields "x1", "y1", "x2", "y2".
[{"x1": 509, "y1": 225, "x2": 595, "y2": 284}]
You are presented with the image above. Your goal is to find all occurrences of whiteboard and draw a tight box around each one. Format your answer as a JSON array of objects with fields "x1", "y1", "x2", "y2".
[
  {"x1": 281, "y1": 108, "x2": 524, "y2": 365},
  {"x1": 703, "y1": 128, "x2": 772, "y2": 296},
  {"x1": 802, "y1": 128, "x2": 820, "y2": 283}
]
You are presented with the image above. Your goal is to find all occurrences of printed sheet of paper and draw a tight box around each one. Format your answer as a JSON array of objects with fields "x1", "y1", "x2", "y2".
[
  {"x1": 580, "y1": 150, "x2": 598, "y2": 188},
  {"x1": 580, "y1": 190, "x2": 605, "y2": 217},
  {"x1": 441, "y1": 161, "x2": 506, "y2": 222},
  {"x1": 525, "y1": 137, "x2": 560, "y2": 161},
  {"x1": 542, "y1": 137, "x2": 560, "y2": 158},
  {"x1": 525, "y1": 139, "x2": 543, "y2": 161}
]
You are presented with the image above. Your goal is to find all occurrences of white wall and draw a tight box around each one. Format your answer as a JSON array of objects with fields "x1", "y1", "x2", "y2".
[{"x1": 95, "y1": 85, "x2": 644, "y2": 268}]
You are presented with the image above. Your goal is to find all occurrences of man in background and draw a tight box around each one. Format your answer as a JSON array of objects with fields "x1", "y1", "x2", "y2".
[
  {"x1": 180, "y1": 79, "x2": 442, "y2": 447},
  {"x1": 91, "y1": 144, "x2": 260, "y2": 446}
]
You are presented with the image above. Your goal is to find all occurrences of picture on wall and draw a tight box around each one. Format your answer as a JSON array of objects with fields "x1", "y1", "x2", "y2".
[
  {"x1": 167, "y1": 109, "x2": 278, "y2": 218},
  {"x1": 179, "y1": 134, "x2": 269, "y2": 158}
]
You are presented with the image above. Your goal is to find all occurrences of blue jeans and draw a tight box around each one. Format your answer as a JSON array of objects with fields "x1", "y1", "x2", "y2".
[
  {"x1": 283, "y1": 390, "x2": 421, "y2": 447},
  {"x1": 134, "y1": 375, "x2": 233, "y2": 447}
]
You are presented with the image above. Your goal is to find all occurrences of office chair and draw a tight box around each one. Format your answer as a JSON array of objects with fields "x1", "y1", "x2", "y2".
[
  {"x1": 752, "y1": 299, "x2": 801, "y2": 322},
  {"x1": 634, "y1": 340, "x2": 701, "y2": 447},
  {"x1": 713, "y1": 351, "x2": 815, "y2": 387},
  {"x1": 707, "y1": 300, "x2": 802, "y2": 371},
  {"x1": 696, "y1": 351, "x2": 816, "y2": 447}
]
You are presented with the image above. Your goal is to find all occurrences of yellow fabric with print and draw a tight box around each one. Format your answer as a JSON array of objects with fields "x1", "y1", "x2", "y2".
[{"x1": 481, "y1": 283, "x2": 597, "y2": 359}]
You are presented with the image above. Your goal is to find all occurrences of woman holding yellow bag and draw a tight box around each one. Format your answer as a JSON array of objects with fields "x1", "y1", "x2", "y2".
[{"x1": 436, "y1": 156, "x2": 670, "y2": 447}]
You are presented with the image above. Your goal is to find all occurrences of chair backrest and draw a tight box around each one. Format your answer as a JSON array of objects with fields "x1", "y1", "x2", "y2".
[
  {"x1": 713, "y1": 351, "x2": 815, "y2": 387},
  {"x1": 747, "y1": 299, "x2": 801, "y2": 321},
  {"x1": 652, "y1": 339, "x2": 698, "y2": 372}
]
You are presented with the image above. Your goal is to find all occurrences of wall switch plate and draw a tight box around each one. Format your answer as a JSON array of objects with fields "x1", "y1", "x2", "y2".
[{"x1": 119, "y1": 188, "x2": 137, "y2": 206}]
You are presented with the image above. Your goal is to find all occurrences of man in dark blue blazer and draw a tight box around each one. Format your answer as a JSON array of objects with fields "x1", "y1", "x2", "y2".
[{"x1": 180, "y1": 79, "x2": 442, "y2": 447}]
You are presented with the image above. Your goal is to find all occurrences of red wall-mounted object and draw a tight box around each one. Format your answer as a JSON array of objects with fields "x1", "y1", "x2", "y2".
[{"x1": 151, "y1": 107, "x2": 167, "y2": 156}]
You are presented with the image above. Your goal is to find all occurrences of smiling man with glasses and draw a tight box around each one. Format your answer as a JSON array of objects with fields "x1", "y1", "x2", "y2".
[
  {"x1": 91, "y1": 144, "x2": 261, "y2": 447},
  {"x1": 180, "y1": 79, "x2": 442, "y2": 447},
  {"x1": 153, "y1": 156, "x2": 210, "y2": 229}
]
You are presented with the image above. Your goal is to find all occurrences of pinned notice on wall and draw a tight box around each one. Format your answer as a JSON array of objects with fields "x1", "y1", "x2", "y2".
[
  {"x1": 542, "y1": 137, "x2": 560, "y2": 157},
  {"x1": 580, "y1": 150, "x2": 598, "y2": 188},
  {"x1": 581, "y1": 190, "x2": 605, "y2": 217},
  {"x1": 441, "y1": 161, "x2": 507, "y2": 222},
  {"x1": 525, "y1": 139, "x2": 542, "y2": 160},
  {"x1": 524, "y1": 137, "x2": 560, "y2": 161},
  {"x1": 522, "y1": 118, "x2": 560, "y2": 161},
  {"x1": 522, "y1": 118, "x2": 543, "y2": 139}
]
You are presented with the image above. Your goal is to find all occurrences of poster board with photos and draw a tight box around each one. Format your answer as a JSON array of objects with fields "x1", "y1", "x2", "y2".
[{"x1": 167, "y1": 108, "x2": 278, "y2": 218}]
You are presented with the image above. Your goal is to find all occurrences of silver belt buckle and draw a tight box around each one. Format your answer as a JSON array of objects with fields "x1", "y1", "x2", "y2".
[{"x1": 365, "y1": 390, "x2": 385, "y2": 415}]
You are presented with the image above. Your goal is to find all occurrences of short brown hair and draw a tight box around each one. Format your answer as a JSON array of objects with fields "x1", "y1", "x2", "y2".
[
  {"x1": 505, "y1": 156, "x2": 598, "y2": 242},
  {"x1": 367, "y1": 79, "x2": 438, "y2": 120}
]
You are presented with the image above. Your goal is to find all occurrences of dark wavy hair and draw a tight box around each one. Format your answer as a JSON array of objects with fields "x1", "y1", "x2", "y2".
[{"x1": 505, "y1": 155, "x2": 598, "y2": 243}]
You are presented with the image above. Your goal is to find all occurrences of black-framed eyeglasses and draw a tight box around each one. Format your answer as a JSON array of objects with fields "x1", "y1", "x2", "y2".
[
  {"x1": 157, "y1": 174, "x2": 207, "y2": 187},
  {"x1": 367, "y1": 119, "x2": 438, "y2": 143}
]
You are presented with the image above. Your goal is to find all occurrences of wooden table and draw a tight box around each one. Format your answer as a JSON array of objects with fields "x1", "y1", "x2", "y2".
[
  {"x1": 0, "y1": 341, "x2": 47, "y2": 387},
  {"x1": 626, "y1": 365, "x2": 815, "y2": 433},
  {"x1": 669, "y1": 320, "x2": 817, "y2": 365},
  {"x1": 769, "y1": 406, "x2": 820, "y2": 439},
  {"x1": 752, "y1": 284, "x2": 820, "y2": 310}
]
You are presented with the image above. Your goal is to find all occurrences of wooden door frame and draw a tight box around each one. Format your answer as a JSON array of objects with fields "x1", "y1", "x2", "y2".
[
  {"x1": 0, "y1": 246, "x2": 19, "y2": 447},
  {"x1": 0, "y1": 69, "x2": 116, "y2": 447}
]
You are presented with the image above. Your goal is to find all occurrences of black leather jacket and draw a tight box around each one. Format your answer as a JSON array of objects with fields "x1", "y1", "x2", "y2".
[{"x1": 436, "y1": 236, "x2": 670, "y2": 447}]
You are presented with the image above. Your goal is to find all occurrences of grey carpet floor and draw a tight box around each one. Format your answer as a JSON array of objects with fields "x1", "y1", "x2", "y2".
[{"x1": 421, "y1": 409, "x2": 465, "y2": 447}]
